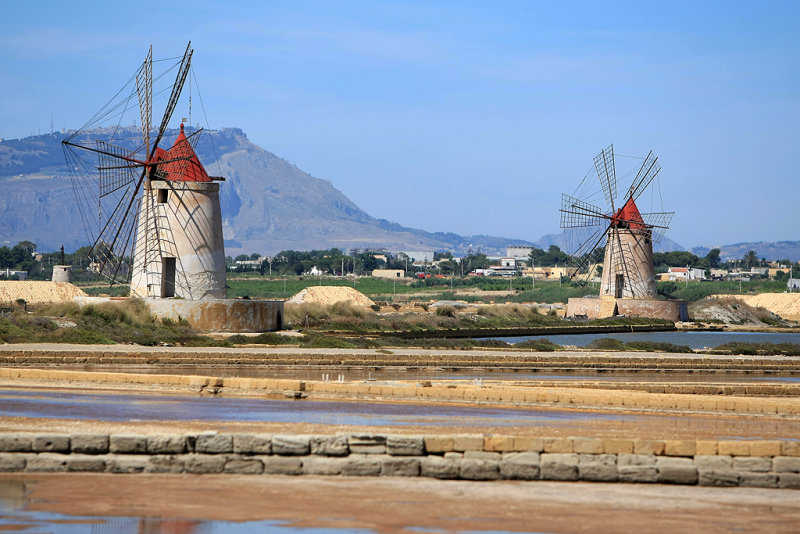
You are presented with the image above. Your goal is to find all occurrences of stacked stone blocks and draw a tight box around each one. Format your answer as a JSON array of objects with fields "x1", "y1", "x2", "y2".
[{"x1": 0, "y1": 432, "x2": 798, "y2": 488}]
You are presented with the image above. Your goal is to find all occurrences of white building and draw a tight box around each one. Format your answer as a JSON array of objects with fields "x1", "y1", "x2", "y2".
[
  {"x1": 1, "y1": 269, "x2": 27, "y2": 280},
  {"x1": 664, "y1": 267, "x2": 705, "y2": 281},
  {"x1": 401, "y1": 251, "x2": 434, "y2": 263},
  {"x1": 506, "y1": 246, "x2": 534, "y2": 259}
]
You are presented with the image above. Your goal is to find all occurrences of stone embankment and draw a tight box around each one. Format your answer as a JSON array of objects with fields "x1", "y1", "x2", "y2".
[
  {"x1": 2, "y1": 344, "x2": 800, "y2": 372},
  {"x1": 0, "y1": 432, "x2": 798, "y2": 488},
  {"x1": 2, "y1": 367, "x2": 799, "y2": 416}
]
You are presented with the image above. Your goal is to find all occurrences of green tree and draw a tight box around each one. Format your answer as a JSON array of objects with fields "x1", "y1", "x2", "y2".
[
  {"x1": 437, "y1": 259, "x2": 457, "y2": 274},
  {"x1": 704, "y1": 248, "x2": 721, "y2": 268},
  {"x1": 461, "y1": 253, "x2": 489, "y2": 272},
  {"x1": 743, "y1": 250, "x2": 758, "y2": 270}
]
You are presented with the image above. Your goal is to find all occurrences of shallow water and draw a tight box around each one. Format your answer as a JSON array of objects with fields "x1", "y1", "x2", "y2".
[
  {"x1": 0, "y1": 388, "x2": 624, "y2": 427},
  {"x1": 496, "y1": 330, "x2": 800, "y2": 349}
]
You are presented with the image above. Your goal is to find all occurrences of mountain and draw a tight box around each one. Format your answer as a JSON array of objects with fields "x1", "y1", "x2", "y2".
[
  {"x1": 690, "y1": 242, "x2": 800, "y2": 263},
  {"x1": 3, "y1": 128, "x2": 795, "y2": 261},
  {"x1": 534, "y1": 232, "x2": 685, "y2": 254},
  {"x1": 0, "y1": 127, "x2": 534, "y2": 256}
]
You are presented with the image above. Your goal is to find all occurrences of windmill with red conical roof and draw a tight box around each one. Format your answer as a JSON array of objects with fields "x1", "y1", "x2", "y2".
[
  {"x1": 559, "y1": 145, "x2": 677, "y2": 317},
  {"x1": 63, "y1": 43, "x2": 227, "y2": 300}
]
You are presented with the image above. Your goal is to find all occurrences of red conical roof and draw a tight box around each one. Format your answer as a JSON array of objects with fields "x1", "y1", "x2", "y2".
[
  {"x1": 612, "y1": 196, "x2": 645, "y2": 231},
  {"x1": 157, "y1": 123, "x2": 211, "y2": 182}
]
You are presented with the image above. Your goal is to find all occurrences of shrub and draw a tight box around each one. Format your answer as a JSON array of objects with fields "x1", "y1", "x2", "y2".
[
  {"x1": 587, "y1": 337, "x2": 625, "y2": 350},
  {"x1": 227, "y1": 333, "x2": 301, "y2": 345},
  {"x1": 514, "y1": 338, "x2": 560, "y2": 351},
  {"x1": 301, "y1": 335, "x2": 356, "y2": 349},
  {"x1": 435, "y1": 305, "x2": 456, "y2": 318},
  {"x1": 711, "y1": 342, "x2": 800, "y2": 356},
  {"x1": 624, "y1": 341, "x2": 693, "y2": 353},
  {"x1": 470, "y1": 338, "x2": 511, "y2": 348},
  {"x1": 51, "y1": 328, "x2": 114, "y2": 344}
]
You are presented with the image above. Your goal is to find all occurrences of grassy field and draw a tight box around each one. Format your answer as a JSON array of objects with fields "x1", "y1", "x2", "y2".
[
  {"x1": 226, "y1": 276, "x2": 598, "y2": 303},
  {"x1": 225, "y1": 275, "x2": 788, "y2": 304}
]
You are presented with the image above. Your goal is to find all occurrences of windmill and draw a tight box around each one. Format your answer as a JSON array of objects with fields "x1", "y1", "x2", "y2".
[
  {"x1": 559, "y1": 144, "x2": 673, "y2": 301},
  {"x1": 62, "y1": 43, "x2": 227, "y2": 300}
]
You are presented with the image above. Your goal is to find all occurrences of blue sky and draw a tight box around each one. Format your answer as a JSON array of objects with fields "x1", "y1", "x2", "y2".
[{"x1": 1, "y1": 1, "x2": 798, "y2": 250}]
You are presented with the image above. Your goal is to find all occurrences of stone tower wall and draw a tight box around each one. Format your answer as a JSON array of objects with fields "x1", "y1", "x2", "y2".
[
  {"x1": 599, "y1": 229, "x2": 658, "y2": 299},
  {"x1": 130, "y1": 181, "x2": 226, "y2": 300}
]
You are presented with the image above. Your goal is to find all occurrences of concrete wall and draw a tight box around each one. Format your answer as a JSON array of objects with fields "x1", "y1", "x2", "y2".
[
  {"x1": 566, "y1": 297, "x2": 688, "y2": 321},
  {"x1": 130, "y1": 181, "x2": 226, "y2": 300},
  {"x1": 0, "y1": 431, "x2": 797, "y2": 487},
  {"x1": 51, "y1": 266, "x2": 72, "y2": 283},
  {"x1": 145, "y1": 298, "x2": 284, "y2": 332}
]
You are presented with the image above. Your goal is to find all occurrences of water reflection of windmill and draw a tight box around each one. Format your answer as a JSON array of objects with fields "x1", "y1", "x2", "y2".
[{"x1": 561, "y1": 145, "x2": 687, "y2": 321}]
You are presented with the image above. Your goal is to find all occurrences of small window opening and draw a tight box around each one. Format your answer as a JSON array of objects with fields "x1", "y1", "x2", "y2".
[{"x1": 157, "y1": 189, "x2": 168, "y2": 204}]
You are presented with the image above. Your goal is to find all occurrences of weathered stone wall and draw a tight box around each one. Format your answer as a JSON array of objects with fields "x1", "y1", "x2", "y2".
[
  {"x1": 599, "y1": 229, "x2": 658, "y2": 299},
  {"x1": 51, "y1": 266, "x2": 72, "y2": 283},
  {"x1": 0, "y1": 432, "x2": 797, "y2": 487},
  {"x1": 566, "y1": 297, "x2": 688, "y2": 321},
  {"x1": 145, "y1": 298, "x2": 284, "y2": 332}
]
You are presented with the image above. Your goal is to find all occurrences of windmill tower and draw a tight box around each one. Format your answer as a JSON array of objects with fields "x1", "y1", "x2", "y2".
[
  {"x1": 560, "y1": 145, "x2": 687, "y2": 321},
  {"x1": 62, "y1": 44, "x2": 283, "y2": 331},
  {"x1": 128, "y1": 122, "x2": 226, "y2": 299}
]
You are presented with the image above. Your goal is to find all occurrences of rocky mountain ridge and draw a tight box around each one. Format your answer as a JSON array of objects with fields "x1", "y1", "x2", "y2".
[
  {"x1": 2, "y1": 127, "x2": 795, "y2": 260},
  {"x1": 0, "y1": 127, "x2": 535, "y2": 256}
]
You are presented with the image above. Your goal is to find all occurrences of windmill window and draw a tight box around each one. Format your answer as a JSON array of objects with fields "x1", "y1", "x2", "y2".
[{"x1": 158, "y1": 189, "x2": 168, "y2": 204}]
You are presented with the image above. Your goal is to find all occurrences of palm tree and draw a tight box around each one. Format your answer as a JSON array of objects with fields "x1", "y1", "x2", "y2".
[{"x1": 743, "y1": 250, "x2": 758, "y2": 270}]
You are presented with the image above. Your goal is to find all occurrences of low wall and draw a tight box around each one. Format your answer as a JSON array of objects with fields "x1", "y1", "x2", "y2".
[
  {"x1": 145, "y1": 298, "x2": 285, "y2": 332},
  {"x1": 74, "y1": 297, "x2": 284, "y2": 332},
  {"x1": 0, "y1": 432, "x2": 797, "y2": 487},
  {"x1": 567, "y1": 297, "x2": 688, "y2": 322}
]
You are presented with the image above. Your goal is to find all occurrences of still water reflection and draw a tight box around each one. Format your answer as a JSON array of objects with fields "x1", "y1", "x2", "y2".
[{"x1": 0, "y1": 478, "x2": 373, "y2": 533}]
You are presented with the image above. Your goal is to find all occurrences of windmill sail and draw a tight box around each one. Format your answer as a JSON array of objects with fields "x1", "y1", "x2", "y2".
[
  {"x1": 62, "y1": 43, "x2": 195, "y2": 285},
  {"x1": 594, "y1": 144, "x2": 616, "y2": 212},
  {"x1": 627, "y1": 150, "x2": 661, "y2": 201}
]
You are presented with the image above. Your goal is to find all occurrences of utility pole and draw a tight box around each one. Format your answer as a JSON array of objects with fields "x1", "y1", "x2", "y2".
[
  {"x1": 685, "y1": 264, "x2": 689, "y2": 289},
  {"x1": 532, "y1": 259, "x2": 535, "y2": 291}
]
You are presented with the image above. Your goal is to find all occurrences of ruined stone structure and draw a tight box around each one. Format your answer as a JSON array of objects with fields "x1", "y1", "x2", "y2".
[{"x1": 51, "y1": 265, "x2": 73, "y2": 283}]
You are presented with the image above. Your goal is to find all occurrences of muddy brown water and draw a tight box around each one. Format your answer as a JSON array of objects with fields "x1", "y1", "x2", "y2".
[{"x1": 2, "y1": 386, "x2": 798, "y2": 441}]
